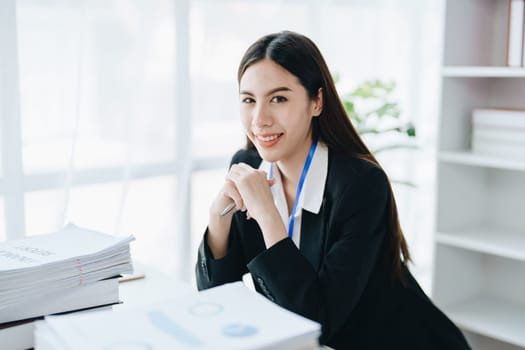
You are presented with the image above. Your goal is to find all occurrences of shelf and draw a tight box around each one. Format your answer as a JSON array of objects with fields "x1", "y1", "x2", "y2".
[
  {"x1": 436, "y1": 227, "x2": 525, "y2": 261},
  {"x1": 439, "y1": 151, "x2": 525, "y2": 172},
  {"x1": 438, "y1": 1, "x2": 525, "y2": 349},
  {"x1": 442, "y1": 66, "x2": 525, "y2": 78},
  {"x1": 444, "y1": 295, "x2": 525, "y2": 348}
]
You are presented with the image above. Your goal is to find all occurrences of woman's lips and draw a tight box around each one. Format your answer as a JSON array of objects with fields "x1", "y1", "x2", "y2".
[{"x1": 254, "y1": 133, "x2": 283, "y2": 148}]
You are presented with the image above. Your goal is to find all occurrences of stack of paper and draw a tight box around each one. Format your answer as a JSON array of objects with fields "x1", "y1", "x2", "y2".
[
  {"x1": 471, "y1": 108, "x2": 525, "y2": 161},
  {"x1": 0, "y1": 224, "x2": 134, "y2": 348},
  {"x1": 35, "y1": 282, "x2": 321, "y2": 350}
]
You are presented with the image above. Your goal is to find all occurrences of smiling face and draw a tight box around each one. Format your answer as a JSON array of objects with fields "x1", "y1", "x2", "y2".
[{"x1": 239, "y1": 59, "x2": 322, "y2": 167}]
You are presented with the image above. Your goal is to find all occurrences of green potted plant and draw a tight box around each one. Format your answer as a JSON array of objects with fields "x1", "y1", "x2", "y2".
[{"x1": 335, "y1": 76, "x2": 417, "y2": 186}]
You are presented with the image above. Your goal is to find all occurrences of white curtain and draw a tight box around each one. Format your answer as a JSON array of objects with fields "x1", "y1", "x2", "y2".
[{"x1": 1, "y1": 0, "x2": 443, "y2": 288}]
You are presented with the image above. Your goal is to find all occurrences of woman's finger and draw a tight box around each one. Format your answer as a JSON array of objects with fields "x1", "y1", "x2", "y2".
[{"x1": 221, "y1": 180, "x2": 244, "y2": 212}]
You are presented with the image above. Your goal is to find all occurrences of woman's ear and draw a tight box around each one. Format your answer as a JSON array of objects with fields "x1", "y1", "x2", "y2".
[{"x1": 312, "y1": 87, "x2": 323, "y2": 117}]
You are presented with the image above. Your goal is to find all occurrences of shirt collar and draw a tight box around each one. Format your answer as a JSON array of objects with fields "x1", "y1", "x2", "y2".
[
  {"x1": 259, "y1": 141, "x2": 328, "y2": 215},
  {"x1": 300, "y1": 141, "x2": 328, "y2": 214}
]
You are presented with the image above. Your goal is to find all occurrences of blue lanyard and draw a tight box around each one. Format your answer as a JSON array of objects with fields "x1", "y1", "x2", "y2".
[{"x1": 269, "y1": 140, "x2": 318, "y2": 238}]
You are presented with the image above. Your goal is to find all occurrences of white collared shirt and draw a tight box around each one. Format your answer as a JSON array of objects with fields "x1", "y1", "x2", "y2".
[{"x1": 258, "y1": 142, "x2": 328, "y2": 247}]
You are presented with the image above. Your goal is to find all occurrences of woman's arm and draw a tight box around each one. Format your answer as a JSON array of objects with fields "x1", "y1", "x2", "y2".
[
  {"x1": 195, "y1": 221, "x2": 248, "y2": 290},
  {"x1": 246, "y1": 165, "x2": 389, "y2": 343},
  {"x1": 196, "y1": 165, "x2": 282, "y2": 290},
  {"x1": 196, "y1": 148, "x2": 280, "y2": 290}
]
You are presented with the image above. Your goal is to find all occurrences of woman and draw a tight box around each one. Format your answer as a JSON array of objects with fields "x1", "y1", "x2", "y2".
[{"x1": 195, "y1": 31, "x2": 470, "y2": 349}]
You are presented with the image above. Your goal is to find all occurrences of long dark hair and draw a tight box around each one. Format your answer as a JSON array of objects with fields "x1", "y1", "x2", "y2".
[{"x1": 238, "y1": 30, "x2": 411, "y2": 283}]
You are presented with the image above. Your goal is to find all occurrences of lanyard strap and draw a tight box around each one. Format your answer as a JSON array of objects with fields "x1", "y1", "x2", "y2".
[
  {"x1": 288, "y1": 140, "x2": 317, "y2": 237},
  {"x1": 269, "y1": 140, "x2": 318, "y2": 238}
]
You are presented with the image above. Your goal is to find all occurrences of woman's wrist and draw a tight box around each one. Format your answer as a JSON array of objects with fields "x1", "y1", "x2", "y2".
[
  {"x1": 207, "y1": 212, "x2": 233, "y2": 259},
  {"x1": 256, "y1": 209, "x2": 287, "y2": 248}
]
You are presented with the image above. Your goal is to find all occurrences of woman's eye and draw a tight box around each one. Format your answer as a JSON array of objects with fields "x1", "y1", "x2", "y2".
[
  {"x1": 271, "y1": 96, "x2": 287, "y2": 103},
  {"x1": 242, "y1": 97, "x2": 255, "y2": 104}
]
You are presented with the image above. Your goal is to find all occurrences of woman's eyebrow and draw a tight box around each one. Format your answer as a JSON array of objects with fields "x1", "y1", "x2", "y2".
[{"x1": 239, "y1": 86, "x2": 293, "y2": 96}]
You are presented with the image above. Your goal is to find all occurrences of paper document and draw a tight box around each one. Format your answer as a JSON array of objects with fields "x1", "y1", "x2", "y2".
[
  {"x1": 0, "y1": 277, "x2": 119, "y2": 323},
  {"x1": 0, "y1": 223, "x2": 134, "y2": 273},
  {"x1": 36, "y1": 282, "x2": 321, "y2": 350},
  {"x1": 0, "y1": 224, "x2": 134, "y2": 318}
]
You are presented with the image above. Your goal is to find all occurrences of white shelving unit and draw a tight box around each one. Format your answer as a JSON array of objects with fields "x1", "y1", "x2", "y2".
[
  {"x1": 433, "y1": 1, "x2": 525, "y2": 350},
  {"x1": 442, "y1": 66, "x2": 525, "y2": 77}
]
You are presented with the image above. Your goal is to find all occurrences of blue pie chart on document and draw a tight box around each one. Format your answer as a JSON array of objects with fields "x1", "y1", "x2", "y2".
[{"x1": 222, "y1": 323, "x2": 258, "y2": 337}]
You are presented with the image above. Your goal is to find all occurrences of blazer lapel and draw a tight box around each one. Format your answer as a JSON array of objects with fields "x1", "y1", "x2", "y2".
[{"x1": 299, "y1": 198, "x2": 326, "y2": 271}]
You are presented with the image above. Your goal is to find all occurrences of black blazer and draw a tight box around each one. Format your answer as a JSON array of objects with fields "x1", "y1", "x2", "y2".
[{"x1": 196, "y1": 147, "x2": 470, "y2": 350}]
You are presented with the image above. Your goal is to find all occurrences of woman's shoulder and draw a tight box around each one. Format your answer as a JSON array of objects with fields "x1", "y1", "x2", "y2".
[
  {"x1": 327, "y1": 150, "x2": 389, "y2": 191},
  {"x1": 230, "y1": 147, "x2": 262, "y2": 168}
]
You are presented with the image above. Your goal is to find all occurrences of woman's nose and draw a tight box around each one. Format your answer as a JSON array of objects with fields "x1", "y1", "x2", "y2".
[{"x1": 252, "y1": 104, "x2": 272, "y2": 128}]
